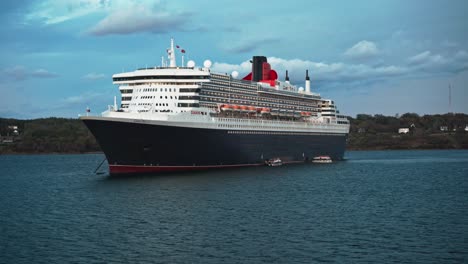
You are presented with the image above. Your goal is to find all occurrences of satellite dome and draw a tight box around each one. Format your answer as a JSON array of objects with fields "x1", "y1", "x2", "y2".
[
  {"x1": 231, "y1": 71, "x2": 239, "y2": 78},
  {"x1": 299, "y1": 87, "x2": 305, "y2": 92},
  {"x1": 203, "y1": 60, "x2": 212, "y2": 68},
  {"x1": 187, "y1": 60, "x2": 195, "y2": 67}
]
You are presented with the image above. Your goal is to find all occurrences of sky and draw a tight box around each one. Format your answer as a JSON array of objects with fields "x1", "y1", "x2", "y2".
[{"x1": 0, "y1": 0, "x2": 467, "y2": 118}]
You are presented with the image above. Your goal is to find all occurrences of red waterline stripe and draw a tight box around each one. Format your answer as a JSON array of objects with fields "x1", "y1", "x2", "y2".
[{"x1": 109, "y1": 163, "x2": 265, "y2": 174}]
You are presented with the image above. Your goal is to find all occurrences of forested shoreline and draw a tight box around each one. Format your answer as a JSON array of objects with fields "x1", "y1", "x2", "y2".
[{"x1": 1, "y1": 113, "x2": 467, "y2": 154}]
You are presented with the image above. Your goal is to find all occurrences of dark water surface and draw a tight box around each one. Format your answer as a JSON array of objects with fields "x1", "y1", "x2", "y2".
[{"x1": 1, "y1": 150, "x2": 467, "y2": 263}]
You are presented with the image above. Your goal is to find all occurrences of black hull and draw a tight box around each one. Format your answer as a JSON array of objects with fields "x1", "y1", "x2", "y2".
[{"x1": 82, "y1": 118, "x2": 347, "y2": 174}]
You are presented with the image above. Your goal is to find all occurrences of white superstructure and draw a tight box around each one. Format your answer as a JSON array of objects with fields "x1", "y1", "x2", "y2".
[{"x1": 99, "y1": 38, "x2": 349, "y2": 135}]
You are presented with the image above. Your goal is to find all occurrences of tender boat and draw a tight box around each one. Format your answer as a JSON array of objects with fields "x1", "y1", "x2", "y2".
[
  {"x1": 267, "y1": 158, "x2": 283, "y2": 167},
  {"x1": 312, "y1": 156, "x2": 332, "y2": 164}
]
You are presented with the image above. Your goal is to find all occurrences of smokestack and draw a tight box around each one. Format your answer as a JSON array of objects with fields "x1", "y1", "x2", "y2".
[
  {"x1": 252, "y1": 56, "x2": 267, "y2": 82},
  {"x1": 285, "y1": 70, "x2": 290, "y2": 84},
  {"x1": 305, "y1": 70, "x2": 311, "y2": 94}
]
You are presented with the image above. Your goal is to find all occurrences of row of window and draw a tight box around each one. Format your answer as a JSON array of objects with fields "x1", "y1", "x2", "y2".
[
  {"x1": 200, "y1": 88, "x2": 317, "y2": 109},
  {"x1": 180, "y1": 88, "x2": 201, "y2": 93},
  {"x1": 178, "y1": 103, "x2": 200, "y2": 107},
  {"x1": 137, "y1": 95, "x2": 177, "y2": 100},
  {"x1": 203, "y1": 82, "x2": 321, "y2": 109},
  {"x1": 211, "y1": 78, "x2": 256, "y2": 90},
  {"x1": 179, "y1": 96, "x2": 200, "y2": 100},
  {"x1": 199, "y1": 95, "x2": 316, "y2": 112},
  {"x1": 126, "y1": 82, "x2": 198, "y2": 86},
  {"x1": 226, "y1": 131, "x2": 344, "y2": 136},
  {"x1": 113, "y1": 75, "x2": 209, "y2": 81},
  {"x1": 202, "y1": 83, "x2": 257, "y2": 96}
]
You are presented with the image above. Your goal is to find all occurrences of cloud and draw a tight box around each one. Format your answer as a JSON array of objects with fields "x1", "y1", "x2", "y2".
[
  {"x1": 25, "y1": 0, "x2": 192, "y2": 36},
  {"x1": 223, "y1": 37, "x2": 281, "y2": 54},
  {"x1": 408, "y1": 51, "x2": 447, "y2": 65},
  {"x1": 26, "y1": 0, "x2": 109, "y2": 24},
  {"x1": 407, "y1": 50, "x2": 468, "y2": 73},
  {"x1": 62, "y1": 92, "x2": 103, "y2": 104},
  {"x1": 2, "y1": 66, "x2": 58, "y2": 81},
  {"x1": 87, "y1": 8, "x2": 190, "y2": 36},
  {"x1": 82, "y1": 73, "x2": 106, "y2": 80},
  {"x1": 344, "y1": 40, "x2": 379, "y2": 60},
  {"x1": 212, "y1": 57, "x2": 408, "y2": 86}
]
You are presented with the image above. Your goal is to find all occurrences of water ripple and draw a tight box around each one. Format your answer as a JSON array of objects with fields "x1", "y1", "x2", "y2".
[{"x1": 0, "y1": 151, "x2": 467, "y2": 263}]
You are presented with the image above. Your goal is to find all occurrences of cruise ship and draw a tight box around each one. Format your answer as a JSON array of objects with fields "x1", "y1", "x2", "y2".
[{"x1": 81, "y1": 38, "x2": 350, "y2": 174}]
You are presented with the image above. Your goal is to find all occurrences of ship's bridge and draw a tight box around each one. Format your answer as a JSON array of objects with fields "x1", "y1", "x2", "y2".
[
  {"x1": 112, "y1": 67, "x2": 210, "y2": 84},
  {"x1": 112, "y1": 67, "x2": 211, "y2": 113}
]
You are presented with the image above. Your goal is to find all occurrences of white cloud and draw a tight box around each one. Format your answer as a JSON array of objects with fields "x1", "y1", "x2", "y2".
[
  {"x1": 407, "y1": 50, "x2": 468, "y2": 73},
  {"x1": 344, "y1": 40, "x2": 379, "y2": 60},
  {"x1": 408, "y1": 51, "x2": 447, "y2": 65},
  {"x1": 26, "y1": 0, "x2": 109, "y2": 24},
  {"x1": 212, "y1": 57, "x2": 408, "y2": 86},
  {"x1": 82, "y1": 73, "x2": 106, "y2": 80},
  {"x1": 25, "y1": 0, "x2": 191, "y2": 36},
  {"x1": 87, "y1": 7, "x2": 189, "y2": 36},
  {"x1": 2, "y1": 66, "x2": 58, "y2": 81}
]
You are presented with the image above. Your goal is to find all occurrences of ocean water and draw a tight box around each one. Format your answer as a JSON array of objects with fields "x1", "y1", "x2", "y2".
[{"x1": 0, "y1": 150, "x2": 467, "y2": 263}]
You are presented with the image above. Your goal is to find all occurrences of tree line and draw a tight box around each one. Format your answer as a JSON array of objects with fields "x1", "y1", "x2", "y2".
[
  {"x1": 347, "y1": 113, "x2": 468, "y2": 150},
  {"x1": 0, "y1": 118, "x2": 100, "y2": 154}
]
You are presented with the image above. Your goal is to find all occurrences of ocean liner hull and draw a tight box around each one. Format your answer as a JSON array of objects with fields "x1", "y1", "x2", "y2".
[{"x1": 83, "y1": 117, "x2": 347, "y2": 175}]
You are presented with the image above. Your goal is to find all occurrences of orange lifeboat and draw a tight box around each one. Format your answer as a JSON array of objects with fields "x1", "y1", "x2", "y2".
[
  {"x1": 221, "y1": 104, "x2": 231, "y2": 111},
  {"x1": 248, "y1": 106, "x2": 256, "y2": 112},
  {"x1": 240, "y1": 105, "x2": 248, "y2": 112},
  {"x1": 232, "y1": 105, "x2": 240, "y2": 111},
  {"x1": 260, "y1": 107, "x2": 271, "y2": 114}
]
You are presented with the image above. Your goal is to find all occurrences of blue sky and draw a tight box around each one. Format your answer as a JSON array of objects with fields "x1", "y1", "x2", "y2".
[{"x1": 1, "y1": 0, "x2": 467, "y2": 118}]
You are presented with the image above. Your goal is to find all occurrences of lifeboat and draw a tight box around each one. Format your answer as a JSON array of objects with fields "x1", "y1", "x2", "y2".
[
  {"x1": 220, "y1": 104, "x2": 232, "y2": 111},
  {"x1": 256, "y1": 107, "x2": 263, "y2": 113},
  {"x1": 300, "y1": 111, "x2": 307, "y2": 116},
  {"x1": 240, "y1": 105, "x2": 248, "y2": 112},
  {"x1": 232, "y1": 105, "x2": 240, "y2": 111},
  {"x1": 248, "y1": 106, "x2": 256, "y2": 112},
  {"x1": 260, "y1": 107, "x2": 270, "y2": 114},
  {"x1": 270, "y1": 109, "x2": 279, "y2": 116}
]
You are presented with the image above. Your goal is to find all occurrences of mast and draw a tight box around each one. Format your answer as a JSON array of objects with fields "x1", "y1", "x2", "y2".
[
  {"x1": 169, "y1": 38, "x2": 176, "y2": 67},
  {"x1": 449, "y1": 84, "x2": 452, "y2": 114}
]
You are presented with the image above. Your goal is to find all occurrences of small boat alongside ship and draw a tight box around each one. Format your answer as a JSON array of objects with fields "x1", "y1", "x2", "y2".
[
  {"x1": 312, "y1": 156, "x2": 333, "y2": 164},
  {"x1": 266, "y1": 158, "x2": 283, "y2": 167}
]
